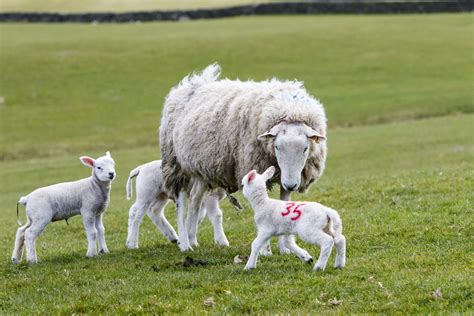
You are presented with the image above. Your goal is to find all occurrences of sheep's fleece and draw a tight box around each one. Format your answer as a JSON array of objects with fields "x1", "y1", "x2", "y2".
[{"x1": 160, "y1": 63, "x2": 327, "y2": 197}]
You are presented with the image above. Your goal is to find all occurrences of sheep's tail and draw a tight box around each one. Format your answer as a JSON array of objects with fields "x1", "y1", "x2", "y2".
[
  {"x1": 126, "y1": 166, "x2": 142, "y2": 200},
  {"x1": 17, "y1": 196, "x2": 28, "y2": 226},
  {"x1": 326, "y1": 208, "x2": 343, "y2": 239}
]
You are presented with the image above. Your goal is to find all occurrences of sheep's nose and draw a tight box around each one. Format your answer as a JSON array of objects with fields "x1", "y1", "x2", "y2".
[
  {"x1": 109, "y1": 172, "x2": 115, "y2": 179},
  {"x1": 284, "y1": 183, "x2": 298, "y2": 191}
]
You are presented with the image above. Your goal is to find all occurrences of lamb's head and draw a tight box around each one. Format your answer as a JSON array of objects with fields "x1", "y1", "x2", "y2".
[
  {"x1": 258, "y1": 122, "x2": 325, "y2": 192},
  {"x1": 80, "y1": 151, "x2": 116, "y2": 182},
  {"x1": 242, "y1": 166, "x2": 275, "y2": 199}
]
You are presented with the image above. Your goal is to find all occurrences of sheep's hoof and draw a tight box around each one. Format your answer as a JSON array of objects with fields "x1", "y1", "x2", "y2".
[
  {"x1": 11, "y1": 258, "x2": 20, "y2": 265},
  {"x1": 99, "y1": 249, "x2": 109, "y2": 254},
  {"x1": 313, "y1": 266, "x2": 325, "y2": 272},
  {"x1": 170, "y1": 239, "x2": 178, "y2": 244},
  {"x1": 306, "y1": 257, "x2": 314, "y2": 264},
  {"x1": 244, "y1": 265, "x2": 255, "y2": 271}
]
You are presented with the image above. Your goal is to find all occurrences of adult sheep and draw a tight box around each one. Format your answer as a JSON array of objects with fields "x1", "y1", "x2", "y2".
[{"x1": 160, "y1": 63, "x2": 327, "y2": 252}]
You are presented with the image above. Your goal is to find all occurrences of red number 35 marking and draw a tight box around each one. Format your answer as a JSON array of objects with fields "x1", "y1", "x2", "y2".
[{"x1": 282, "y1": 202, "x2": 305, "y2": 221}]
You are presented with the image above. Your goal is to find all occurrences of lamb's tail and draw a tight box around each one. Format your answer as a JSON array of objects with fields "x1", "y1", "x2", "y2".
[
  {"x1": 17, "y1": 196, "x2": 28, "y2": 226},
  {"x1": 126, "y1": 166, "x2": 142, "y2": 200},
  {"x1": 180, "y1": 63, "x2": 221, "y2": 88},
  {"x1": 326, "y1": 208, "x2": 343, "y2": 239}
]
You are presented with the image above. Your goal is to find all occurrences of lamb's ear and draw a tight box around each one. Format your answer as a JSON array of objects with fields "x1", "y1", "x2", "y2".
[
  {"x1": 243, "y1": 170, "x2": 257, "y2": 185},
  {"x1": 306, "y1": 128, "x2": 326, "y2": 144},
  {"x1": 262, "y1": 166, "x2": 275, "y2": 181},
  {"x1": 80, "y1": 156, "x2": 95, "y2": 168},
  {"x1": 105, "y1": 151, "x2": 111, "y2": 157}
]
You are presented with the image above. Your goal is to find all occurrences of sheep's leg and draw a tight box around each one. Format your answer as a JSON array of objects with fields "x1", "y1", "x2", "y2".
[
  {"x1": 284, "y1": 234, "x2": 313, "y2": 264},
  {"x1": 245, "y1": 231, "x2": 272, "y2": 270},
  {"x1": 203, "y1": 191, "x2": 229, "y2": 247},
  {"x1": 187, "y1": 181, "x2": 206, "y2": 248},
  {"x1": 176, "y1": 190, "x2": 192, "y2": 252},
  {"x1": 83, "y1": 214, "x2": 98, "y2": 257},
  {"x1": 24, "y1": 219, "x2": 49, "y2": 264},
  {"x1": 12, "y1": 219, "x2": 32, "y2": 264},
  {"x1": 276, "y1": 186, "x2": 292, "y2": 254},
  {"x1": 334, "y1": 234, "x2": 346, "y2": 268},
  {"x1": 95, "y1": 214, "x2": 108, "y2": 254},
  {"x1": 147, "y1": 198, "x2": 178, "y2": 243},
  {"x1": 301, "y1": 231, "x2": 334, "y2": 271},
  {"x1": 126, "y1": 201, "x2": 151, "y2": 249}
]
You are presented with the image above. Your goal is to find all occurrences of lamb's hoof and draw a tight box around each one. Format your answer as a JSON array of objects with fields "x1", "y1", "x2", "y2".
[
  {"x1": 334, "y1": 264, "x2": 344, "y2": 269},
  {"x1": 244, "y1": 265, "x2": 255, "y2": 271},
  {"x1": 215, "y1": 238, "x2": 230, "y2": 247},
  {"x1": 313, "y1": 266, "x2": 325, "y2": 272},
  {"x1": 178, "y1": 243, "x2": 193, "y2": 252},
  {"x1": 86, "y1": 252, "x2": 98, "y2": 258},
  {"x1": 99, "y1": 249, "x2": 109, "y2": 254},
  {"x1": 279, "y1": 247, "x2": 292, "y2": 255},
  {"x1": 259, "y1": 248, "x2": 273, "y2": 257},
  {"x1": 11, "y1": 258, "x2": 20, "y2": 265},
  {"x1": 170, "y1": 239, "x2": 178, "y2": 244},
  {"x1": 306, "y1": 257, "x2": 314, "y2": 264},
  {"x1": 126, "y1": 241, "x2": 139, "y2": 249}
]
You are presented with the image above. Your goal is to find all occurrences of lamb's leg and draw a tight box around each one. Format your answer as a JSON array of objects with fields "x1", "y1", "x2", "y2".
[
  {"x1": 147, "y1": 198, "x2": 178, "y2": 243},
  {"x1": 126, "y1": 201, "x2": 151, "y2": 249},
  {"x1": 301, "y1": 231, "x2": 334, "y2": 271},
  {"x1": 12, "y1": 219, "x2": 32, "y2": 264},
  {"x1": 334, "y1": 234, "x2": 346, "y2": 268},
  {"x1": 176, "y1": 190, "x2": 192, "y2": 252},
  {"x1": 95, "y1": 214, "x2": 108, "y2": 254},
  {"x1": 24, "y1": 218, "x2": 49, "y2": 264},
  {"x1": 284, "y1": 234, "x2": 313, "y2": 264},
  {"x1": 203, "y1": 190, "x2": 229, "y2": 247},
  {"x1": 187, "y1": 181, "x2": 206, "y2": 248},
  {"x1": 245, "y1": 231, "x2": 272, "y2": 270},
  {"x1": 82, "y1": 214, "x2": 98, "y2": 257}
]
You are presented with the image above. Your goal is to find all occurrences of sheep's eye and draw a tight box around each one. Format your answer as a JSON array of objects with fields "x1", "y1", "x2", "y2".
[
  {"x1": 303, "y1": 147, "x2": 308, "y2": 153},
  {"x1": 275, "y1": 146, "x2": 280, "y2": 151},
  {"x1": 97, "y1": 166, "x2": 102, "y2": 170}
]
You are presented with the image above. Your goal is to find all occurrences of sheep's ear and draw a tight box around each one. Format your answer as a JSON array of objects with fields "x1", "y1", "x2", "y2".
[
  {"x1": 105, "y1": 151, "x2": 111, "y2": 157},
  {"x1": 257, "y1": 124, "x2": 282, "y2": 141},
  {"x1": 257, "y1": 131, "x2": 276, "y2": 141},
  {"x1": 306, "y1": 128, "x2": 326, "y2": 144},
  {"x1": 80, "y1": 156, "x2": 95, "y2": 168},
  {"x1": 262, "y1": 166, "x2": 275, "y2": 181}
]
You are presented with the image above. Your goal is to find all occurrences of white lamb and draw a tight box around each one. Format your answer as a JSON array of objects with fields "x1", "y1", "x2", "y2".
[
  {"x1": 241, "y1": 166, "x2": 346, "y2": 271},
  {"x1": 125, "y1": 160, "x2": 229, "y2": 249},
  {"x1": 12, "y1": 152, "x2": 116, "y2": 264}
]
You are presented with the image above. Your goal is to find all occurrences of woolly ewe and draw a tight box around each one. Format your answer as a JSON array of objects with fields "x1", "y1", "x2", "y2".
[
  {"x1": 125, "y1": 160, "x2": 229, "y2": 249},
  {"x1": 160, "y1": 63, "x2": 327, "y2": 252},
  {"x1": 242, "y1": 166, "x2": 346, "y2": 271},
  {"x1": 12, "y1": 152, "x2": 115, "y2": 264}
]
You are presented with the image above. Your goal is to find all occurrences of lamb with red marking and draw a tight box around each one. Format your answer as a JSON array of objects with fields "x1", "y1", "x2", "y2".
[{"x1": 242, "y1": 166, "x2": 346, "y2": 271}]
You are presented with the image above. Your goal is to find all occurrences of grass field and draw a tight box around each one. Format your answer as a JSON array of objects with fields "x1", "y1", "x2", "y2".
[
  {"x1": 0, "y1": 0, "x2": 295, "y2": 13},
  {"x1": 0, "y1": 14, "x2": 473, "y2": 313}
]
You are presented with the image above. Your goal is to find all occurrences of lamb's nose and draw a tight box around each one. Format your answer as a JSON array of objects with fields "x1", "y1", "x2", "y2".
[{"x1": 109, "y1": 172, "x2": 115, "y2": 179}]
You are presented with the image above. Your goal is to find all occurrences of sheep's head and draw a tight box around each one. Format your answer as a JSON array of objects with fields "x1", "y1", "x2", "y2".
[
  {"x1": 242, "y1": 166, "x2": 275, "y2": 199},
  {"x1": 80, "y1": 151, "x2": 116, "y2": 182},
  {"x1": 258, "y1": 122, "x2": 325, "y2": 192}
]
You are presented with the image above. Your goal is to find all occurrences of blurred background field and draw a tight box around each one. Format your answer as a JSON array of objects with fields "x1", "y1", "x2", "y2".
[{"x1": 0, "y1": 9, "x2": 473, "y2": 314}]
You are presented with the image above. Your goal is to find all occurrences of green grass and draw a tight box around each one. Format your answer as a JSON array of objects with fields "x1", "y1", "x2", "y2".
[
  {"x1": 0, "y1": 14, "x2": 473, "y2": 313},
  {"x1": 0, "y1": 0, "x2": 295, "y2": 13}
]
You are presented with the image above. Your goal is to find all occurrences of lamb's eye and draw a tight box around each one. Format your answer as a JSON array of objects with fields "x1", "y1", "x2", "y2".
[
  {"x1": 97, "y1": 166, "x2": 102, "y2": 170},
  {"x1": 275, "y1": 146, "x2": 280, "y2": 151},
  {"x1": 303, "y1": 147, "x2": 308, "y2": 153}
]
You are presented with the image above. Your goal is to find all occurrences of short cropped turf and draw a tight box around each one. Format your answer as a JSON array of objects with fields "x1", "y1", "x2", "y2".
[{"x1": 0, "y1": 14, "x2": 473, "y2": 313}]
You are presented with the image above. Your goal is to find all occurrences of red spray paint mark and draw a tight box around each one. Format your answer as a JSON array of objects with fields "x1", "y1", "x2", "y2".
[{"x1": 281, "y1": 202, "x2": 305, "y2": 221}]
